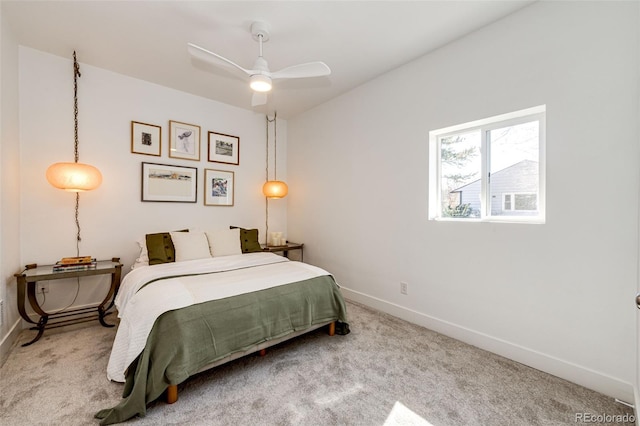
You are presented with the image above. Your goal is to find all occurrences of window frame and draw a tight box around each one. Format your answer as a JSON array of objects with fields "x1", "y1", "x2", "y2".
[{"x1": 429, "y1": 105, "x2": 546, "y2": 224}]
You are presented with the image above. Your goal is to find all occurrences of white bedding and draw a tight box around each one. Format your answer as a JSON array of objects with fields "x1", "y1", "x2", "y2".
[{"x1": 107, "y1": 252, "x2": 331, "y2": 382}]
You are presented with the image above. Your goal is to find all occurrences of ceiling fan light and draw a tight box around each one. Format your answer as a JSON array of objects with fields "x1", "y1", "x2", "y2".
[{"x1": 250, "y1": 74, "x2": 272, "y2": 92}]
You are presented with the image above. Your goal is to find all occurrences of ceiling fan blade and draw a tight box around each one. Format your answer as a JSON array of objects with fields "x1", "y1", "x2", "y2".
[
  {"x1": 271, "y1": 62, "x2": 331, "y2": 80},
  {"x1": 251, "y1": 92, "x2": 268, "y2": 107},
  {"x1": 187, "y1": 43, "x2": 252, "y2": 76}
]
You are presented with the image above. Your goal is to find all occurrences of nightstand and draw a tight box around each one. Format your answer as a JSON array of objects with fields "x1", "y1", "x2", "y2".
[
  {"x1": 261, "y1": 242, "x2": 304, "y2": 261},
  {"x1": 14, "y1": 258, "x2": 122, "y2": 346}
]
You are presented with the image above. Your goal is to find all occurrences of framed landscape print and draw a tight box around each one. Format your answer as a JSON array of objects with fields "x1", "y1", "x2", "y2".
[
  {"x1": 131, "y1": 121, "x2": 161, "y2": 156},
  {"x1": 141, "y1": 162, "x2": 197, "y2": 203},
  {"x1": 204, "y1": 169, "x2": 234, "y2": 206},
  {"x1": 208, "y1": 131, "x2": 240, "y2": 165},
  {"x1": 169, "y1": 120, "x2": 201, "y2": 161}
]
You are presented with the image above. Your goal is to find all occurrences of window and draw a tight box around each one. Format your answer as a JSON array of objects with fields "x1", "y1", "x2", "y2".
[
  {"x1": 429, "y1": 106, "x2": 545, "y2": 223},
  {"x1": 503, "y1": 193, "x2": 537, "y2": 211}
]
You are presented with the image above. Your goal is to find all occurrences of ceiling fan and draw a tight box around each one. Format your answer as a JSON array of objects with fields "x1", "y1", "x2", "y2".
[{"x1": 187, "y1": 21, "x2": 331, "y2": 107}]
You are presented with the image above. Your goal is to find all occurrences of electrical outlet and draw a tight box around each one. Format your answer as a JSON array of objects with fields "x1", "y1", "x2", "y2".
[
  {"x1": 400, "y1": 282, "x2": 408, "y2": 295},
  {"x1": 38, "y1": 283, "x2": 49, "y2": 294}
]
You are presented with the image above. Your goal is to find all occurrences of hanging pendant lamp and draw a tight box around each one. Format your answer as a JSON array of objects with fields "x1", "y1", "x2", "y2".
[
  {"x1": 263, "y1": 112, "x2": 288, "y2": 198},
  {"x1": 262, "y1": 180, "x2": 288, "y2": 198},
  {"x1": 46, "y1": 162, "x2": 102, "y2": 192},
  {"x1": 45, "y1": 51, "x2": 102, "y2": 255},
  {"x1": 46, "y1": 51, "x2": 102, "y2": 192}
]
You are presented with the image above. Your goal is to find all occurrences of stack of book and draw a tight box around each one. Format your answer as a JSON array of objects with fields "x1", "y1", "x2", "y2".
[{"x1": 53, "y1": 256, "x2": 97, "y2": 272}]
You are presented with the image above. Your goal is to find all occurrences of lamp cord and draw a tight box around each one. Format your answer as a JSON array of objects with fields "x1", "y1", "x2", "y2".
[
  {"x1": 73, "y1": 51, "x2": 82, "y2": 254},
  {"x1": 73, "y1": 51, "x2": 81, "y2": 164},
  {"x1": 265, "y1": 115, "x2": 270, "y2": 182},
  {"x1": 273, "y1": 111, "x2": 277, "y2": 180},
  {"x1": 265, "y1": 112, "x2": 278, "y2": 244},
  {"x1": 265, "y1": 112, "x2": 277, "y2": 180},
  {"x1": 265, "y1": 115, "x2": 269, "y2": 244},
  {"x1": 75, "y1": 193, "x2": 80, "y2": 256}
]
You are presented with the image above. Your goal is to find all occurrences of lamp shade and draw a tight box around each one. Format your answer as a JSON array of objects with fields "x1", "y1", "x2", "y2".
[
  {"x1": 262, "y1": 180, "x2": 288, "y2": 198},
  {"x1": 46, "y1": 162, "x2": 103, "y2": 192}
]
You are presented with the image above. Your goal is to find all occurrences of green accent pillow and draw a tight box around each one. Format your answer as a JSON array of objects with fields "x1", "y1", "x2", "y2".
[
  {"x1": 146, "y1": 230, "x2": 188, "y2": 265},
  {"x1": 230, "y1": 226, "x2": 262, "y2": 253}
]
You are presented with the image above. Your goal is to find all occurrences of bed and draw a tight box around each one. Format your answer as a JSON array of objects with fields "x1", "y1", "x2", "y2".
[{"x1": 95, "y1": 229, "x2": 349, "y2": 425}]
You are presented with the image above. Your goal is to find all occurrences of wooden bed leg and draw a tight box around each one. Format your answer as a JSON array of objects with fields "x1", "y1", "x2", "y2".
[
  {"x1": 166, "y1": 385, "x2": 178, "y2": 404},
  {"x1": 259, "y1": 348, "x2": 267, "y2": 357},
  {"x1": 328, "y1": 321, "x2": 336, "y2": 336}
]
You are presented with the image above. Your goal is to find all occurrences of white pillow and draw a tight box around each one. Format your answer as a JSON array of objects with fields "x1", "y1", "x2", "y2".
[
  {"x1": 170, "y1": 231, "x2": 212, "y2": 262},
  {"x1": 206, "y1": 228, "x2": 242, "y2": 257},
  {"x1": 132, "y1": 238, "x2": 150, "y2": 269}
]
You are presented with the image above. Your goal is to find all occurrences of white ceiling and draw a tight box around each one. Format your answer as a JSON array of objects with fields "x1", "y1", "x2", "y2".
[{"x1": 2, "y1": 1, "x2": 535, "y2": 119}]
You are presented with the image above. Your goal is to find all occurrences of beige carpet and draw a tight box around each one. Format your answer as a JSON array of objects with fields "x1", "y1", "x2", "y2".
[{"x1": 0, "y1": 301, "x2": 634, "y2": 425}]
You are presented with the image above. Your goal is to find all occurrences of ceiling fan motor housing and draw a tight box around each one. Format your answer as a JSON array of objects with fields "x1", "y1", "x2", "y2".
[{"x1": 251, "y1": 21, "x2": 271, "y2": 42}]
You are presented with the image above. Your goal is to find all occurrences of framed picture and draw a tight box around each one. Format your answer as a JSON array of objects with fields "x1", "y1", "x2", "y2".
[
  {"x1": 131, "y1": 121, "x2": 161, "y2": 156},
  {"x1": 169, "y1": 120, "x2": 201, "y2": 161},
  {"x1": 141, "y1": 162, "x2": 197, "y2": 203},
  {"x1": 208, "y1": 131, "x2": 240, "y2": 165},
  {"x1": 204, "y1": 169, "x2": 234, "y2": 206}
]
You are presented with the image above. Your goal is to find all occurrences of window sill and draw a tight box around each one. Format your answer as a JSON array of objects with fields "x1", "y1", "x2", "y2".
[{"x1": 430, "y1": 216, "x2": 545, "y2": 224}]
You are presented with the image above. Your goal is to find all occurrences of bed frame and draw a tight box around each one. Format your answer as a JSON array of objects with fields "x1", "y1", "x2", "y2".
[{"x1": 165, "y1": 320, "x2": 336, "y2": 403}]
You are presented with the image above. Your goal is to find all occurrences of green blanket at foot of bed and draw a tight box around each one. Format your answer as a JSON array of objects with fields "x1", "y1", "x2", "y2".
[{"x1": 95, "y1": 276, "x2": 349, "y2": 425}]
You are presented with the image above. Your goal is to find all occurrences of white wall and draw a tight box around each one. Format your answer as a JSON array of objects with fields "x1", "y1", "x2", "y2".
[
  {"x1": 17, "y1": 47, "x2": 287, "y2": 311},
  {"x1": 288, "y1": 1, "x2": 639, "y2": 401},
  {"x1": 0, "y1": 4, "x2": 23, "y2": 363}
]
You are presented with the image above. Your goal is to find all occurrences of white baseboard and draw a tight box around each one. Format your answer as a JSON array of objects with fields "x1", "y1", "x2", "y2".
[
  {"x1": 0, "y1": 318, "x2": 22, "y2": 368},
  {"x1": 341, "y1": 287, "x2": 635, "y2": 404}
]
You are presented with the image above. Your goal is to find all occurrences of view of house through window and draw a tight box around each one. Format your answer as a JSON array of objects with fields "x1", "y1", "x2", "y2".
[{"x1": 429, "y1": 106, "x2": 545, "y2": 222}]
